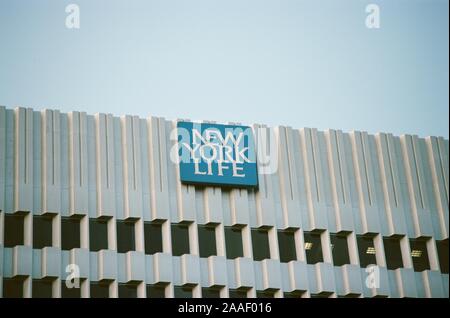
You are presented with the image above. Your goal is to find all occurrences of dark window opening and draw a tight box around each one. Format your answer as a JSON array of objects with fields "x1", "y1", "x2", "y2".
[
  {"x1": 4, "y1": 214, "x2": 25, "y2": 247},
  {"x1": 61, "y1": 217, "x2": 81, "y2": 251},
  {"x1": 338, "y1": 293, "x2": 360, "y2": 298},
  {"x1": 330, "y1": 233, "x2": 350, "y2": 266},
  {"x1": 89, "y1": 218, "x2": 108, "y2": 252},
  {"x1": 284, "y1": 290, "x2": 305, "y2": 298},
  {"x1": 32, "y1": 279, "x2": 53, "y2": 298},
  {"x1": 61, "y1": 280, "x2": 82, "y2": 298},
  {"x1": 383, "y1": 237, "x2": 403, "y2": 270},
  {"x1": 198, "y1": 225, "x2": 217, "y2": 258},
  {"x1": 90, "y1": 281, "x2": 110, "y2": 298},
  {"x1": 174, "y1": 286, "x2": 193, "y2": 298},
  {"x1": 252, "y1": 228, "x2": 271, "y2": 261},
  {"x1": 311, "y1": 292, "x2": 333, "y2": 298},
  {"x1": 144, "y1": 222, "x2": 163, "y2": 255},
  {"x1": 357, "y1": 235, "x2": 377, "y2": 268},
  {"x1": 256, "y1": 290, "x2": 276, "y2": 298},
  {"x1": 228, "y1": 288, "x2": 247, "y2": 298},
  {"x1": 437, "y1": 239, "x2": 449, "y2": 274},
  {"x1": 202, "y1": 287, "x2": 221, "y2": 298},
  {"x1": 146, "y1": 283, "x2": 167, "y2": 298},
  {"x1": 304, "y1": 231, "x2": 323, "y2": 264},
  {"x1": 2, "y1": 277, "x2": 25, "y2": 298},
  {"x1": 278, "y1": 230, "x2": 297, "y2": 263},
  {"x1": 171, "y1": 223, "x2": 190, "y2": 256},
  {"x1": 225, "y1": 227, "x2": 244, "y2": 259},
  {"x1": 33, "y1": 215, "x2": 53, "y2": 249},
  {"x1": 117, "y1": 220, "x2": 136, "y2": 253},
  {"x1": 118, "y1": 283, "x2": 138, "y2": 298},
  {"x1": 409, "y1": 239, "x2": 430, "y2": 272}
]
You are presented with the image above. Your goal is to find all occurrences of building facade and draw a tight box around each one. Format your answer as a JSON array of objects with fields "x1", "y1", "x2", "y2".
[{"x1": 0, "y1": 106, "x2": 448, "y2": 298}]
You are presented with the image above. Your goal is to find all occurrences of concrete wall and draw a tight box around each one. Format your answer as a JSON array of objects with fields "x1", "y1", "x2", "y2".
[{"x1": 0, "y1": 106, "x2": 448, "y2": 298}]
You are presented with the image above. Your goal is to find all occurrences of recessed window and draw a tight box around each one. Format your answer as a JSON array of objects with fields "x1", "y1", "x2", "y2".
[
  {"x1": 383, "y1": 237, "x2": 403, "y2": 270},
  {"x1": 33, "y1": 215, "x2": 53, "y2": 249},
  {"x1": 251, "y1": 228, "x2": 271, "y2": 261},
  {"x1": 225, "y1": 227, "x2": 244, "y2": 259},
  {"x1": 202, "y1": 287, "x2": 221, "y2": 298},
  {"x1": 144, "y1": 222, "x2": 163, "y2": 255},
  {"x1": 146, "y1": 283, "x2": 167, "y2": 298},
  {"x1": 61, "y1": 280, "x2": 81, "y2": 298},
  {"x1": 330, "y1": 233, "x2": 350, "y2": 266},
  {"x1": 32, "y1": 279, "x2": 53, "y2": 298},
  {"x1": 311, "y1": 292, "x2": 332, "y2": 298},
  {"x1": 436, "y1": 239, "x2": 449, "y2": 274},
  {"x1": 278, "y1": 230, "x2": 297, "y2": 263},
  {"x1": 228, "y1": 288, "x2": 247, "y2": 298},
  {"x1": 256, "y1": 290, "x2": 276, "y2": 298},
  {"x1": 90, "y1": 281, "x2": 110, "y2": 298},
  {"x1": 198, "y1": 225, "x2": 217, "y2": 258},
  {"x1": 171, "y1": 223, "x2": 190, "y2": 256},
  {"x1": 3, "y1": 277, "x2": 25, "y2": 298},
  {"x1": 357, "y1": 235, "x2": 377, "y2": 268},
  {"x1": 118, "y1": 283, "x2": 138, "y2": 298},
  {"x1": 284, "y1": 291, "x2": 304, "y2": 298},
  {"x1": 61, "y1": 217, "x2": 81, "y2": 251},
  {"x1": 89, "y1": 218, "x2": 108, "y2": 252},
  {"x1": 303, "y1": 231, "x2": 323, "y2": 264},
  {"x1": 409, "y1": 239, "x2": 430, "y2": 272},
  {"x1": 4, "y1": 214, "x2": 25, "y2": 247},
  {"x1": 174, "y1": 286, "x2": 193, "y2": 298},
  {"x1": 338, "y1": 293, "x2": 360, "y2": 298},
  {"x1": 116, "y1": 220, "x2": 135, "y2": 253}
]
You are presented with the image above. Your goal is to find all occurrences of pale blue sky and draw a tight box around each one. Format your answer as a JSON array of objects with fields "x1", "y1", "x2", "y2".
[{"x1": 0, "y1": 0, "x2": 448, "y2": 138}]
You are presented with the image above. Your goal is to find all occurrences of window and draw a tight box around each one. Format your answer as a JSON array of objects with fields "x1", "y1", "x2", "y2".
[
  {"x1": 256, "y1": 290, "x2": 276, "y2": 298},
  {"x1": 225, "y1": 227, "x2": 244, "y2": 259},
  {"x1": 90, "y1": 281, "x2": 110, "y2": 298},
  {"x1": 284, "y1": 291, "x2": 304, "y2": 298},
  {"x1": 311, "y1": 292, "x2": 332, "y2": 298},
  {"x1": 61, "y1": 281, "x2": 81, "y2": 298},
  {"x1": 436, "y1": 239, "x2": 449, "y2": 274},
  {"x1": 171, "y1": 223, "x2": 190, "y2": 256},
  {"x1": 118, "y1": 283, "x2": 138, "y2": 298},
  {"x1": 144, "y1": 222, "x2": 163, "y2": 255},
  {"x1": 228, "y1": 288, "x2": 247, "y2": 298},
  {"x1": 61, "y1": 217, "x2": 80, "y2": 251},
  {"x1": 303, "y1": 231, "x2": 323, "y2": 264},
  {"x1": 198, "y1": 225, "x2": 217, "y2": 258},
  {"x1": 3, "y1": 277, "x2": 25, "y2": 298},
  {"x1": 174, "y1": 286, "x2": 193, "y2": 298},
  {"x1": 338, "y1": 293, "x2": 360, "y2": 298},
  {"x1": 202, "y1": 287, "x2": 221, "y2": 298},
  {"x1": 116, "y1": 220, "x2": 135, "y2": 253},
  {"x1": 251, "y1": 228, "x2": 271, "y2": 261},
  {"x1": 146, "y1": 283, "x2": 167, "y2": 298},
  {"x1": 33, "y1": 215, "x2": 53, "y2": 249},
  {"x1": 89, "y1": 218, "x2": 108, "y2": 252},
  {"x1": 278, "y1": 230, "x2": 297, "y2": 263},
  {"x1": 357, "y1": 235, "x2": 377, "y2": 268},
  {"x1": 4, "y1": 214, "x2": 25, "y2": 247},
  {"x1": 383, "y1": 237, "x2": 403, "y2": 270},
  {"x1": 32, "y1": 279, "x2": 53, "y2": 298},
  {"x1": 330, "y1": 233, "x2": 350, "y2": 266},
  {"x1": 409, "y1": 239, "x2": 430, "y2": 272}
]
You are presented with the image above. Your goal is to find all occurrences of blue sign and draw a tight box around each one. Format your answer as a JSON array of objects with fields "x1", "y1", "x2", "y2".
[{"x1": 176, "y1": 121, "x2": 258, "y2": 187}]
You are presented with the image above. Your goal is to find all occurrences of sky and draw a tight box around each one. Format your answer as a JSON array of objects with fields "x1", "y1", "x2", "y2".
[{"x1": 0, "y1": 0, "x2": 448, "y2": 138}]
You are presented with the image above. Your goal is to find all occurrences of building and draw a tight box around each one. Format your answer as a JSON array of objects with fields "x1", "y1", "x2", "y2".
[{"x1": 0, "y1": 105, "x2": 448, "y2": 298}]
